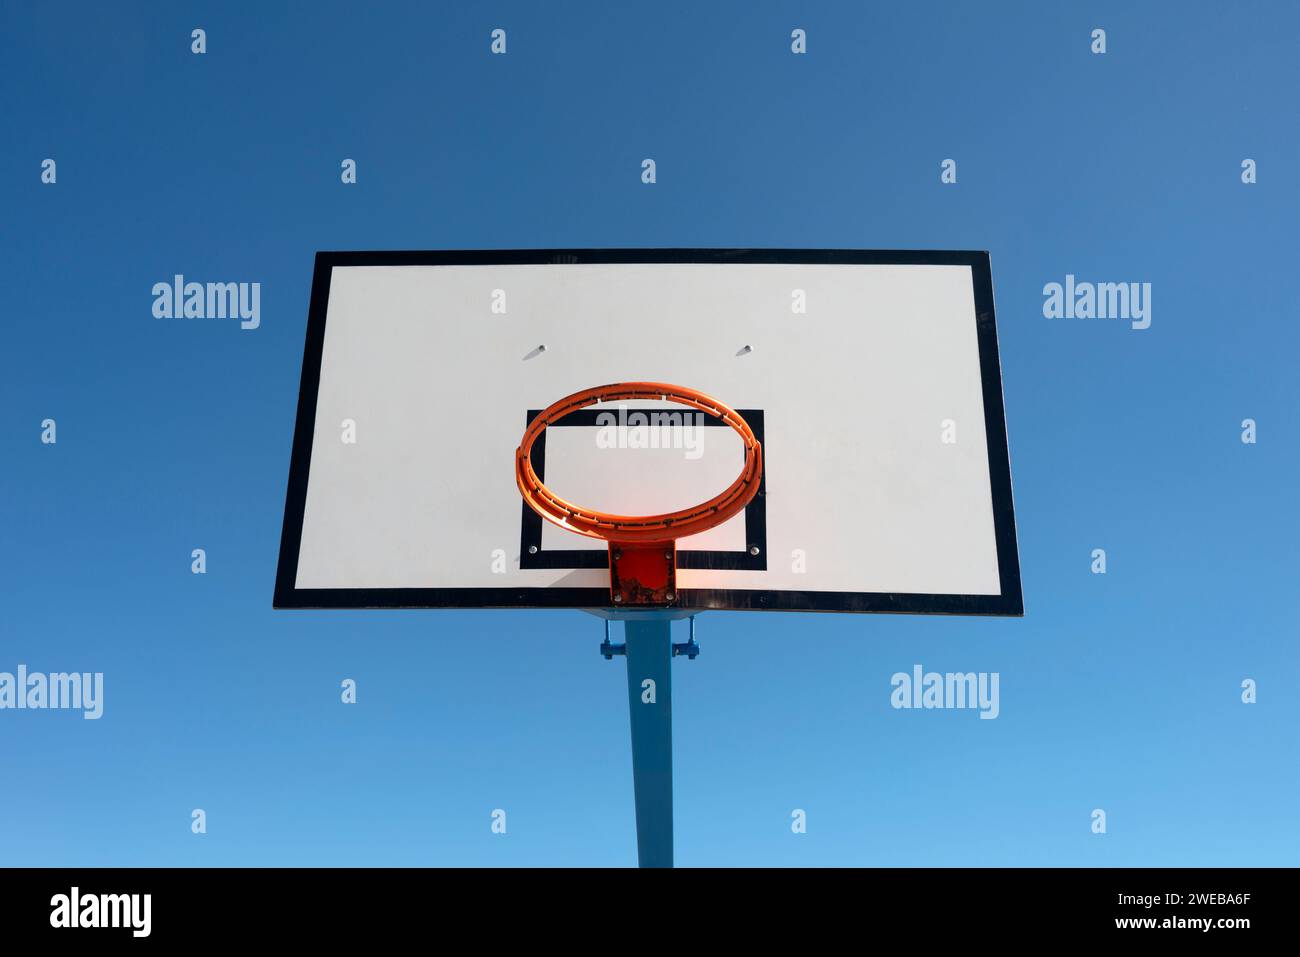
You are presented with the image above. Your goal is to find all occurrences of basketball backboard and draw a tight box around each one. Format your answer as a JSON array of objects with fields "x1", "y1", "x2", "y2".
[{"x1": 274, "y1": 249, "x2": 1021, "y2": 615}]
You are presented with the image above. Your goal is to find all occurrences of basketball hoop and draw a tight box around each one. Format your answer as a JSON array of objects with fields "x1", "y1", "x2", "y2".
[{"x1": 515, "y1": 382, "x2": 764, "y2": 606}]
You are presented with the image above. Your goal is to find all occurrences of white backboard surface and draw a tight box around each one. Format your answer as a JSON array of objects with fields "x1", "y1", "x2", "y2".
[{"x1": 275, "y1": 250, "x2": 1021, "y2": 614}]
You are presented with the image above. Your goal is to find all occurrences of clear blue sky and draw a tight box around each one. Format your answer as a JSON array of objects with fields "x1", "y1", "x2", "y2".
[{"x1": 2, "y1": 2, "x2": 1296, "y2": 866}]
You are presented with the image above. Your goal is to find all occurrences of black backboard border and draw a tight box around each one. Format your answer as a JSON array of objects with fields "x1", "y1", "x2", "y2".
[{"x1": 273, "y1": 248, "x2": 1023, "y2": 616}]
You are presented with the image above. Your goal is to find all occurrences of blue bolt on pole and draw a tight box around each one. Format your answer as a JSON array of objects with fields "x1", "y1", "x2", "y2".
[{"x1": 623, "y1": 617, "x2": 674, "y2": 868}]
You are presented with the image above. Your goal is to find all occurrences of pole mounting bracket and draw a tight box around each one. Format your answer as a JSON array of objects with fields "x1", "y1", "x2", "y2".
[{"x1": 602, "y1": 617, "x2": 698, "y2": 660}]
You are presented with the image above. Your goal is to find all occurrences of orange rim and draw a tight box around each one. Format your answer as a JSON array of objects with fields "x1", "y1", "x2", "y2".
[{"x1": 515, "y1": 382, "x2": 764, "y2": 543}]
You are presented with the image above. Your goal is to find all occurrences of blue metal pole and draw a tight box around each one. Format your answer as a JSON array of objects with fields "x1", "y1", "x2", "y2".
[{"x1": 623, "y1": 617, "x2": 674, "y2": 868}]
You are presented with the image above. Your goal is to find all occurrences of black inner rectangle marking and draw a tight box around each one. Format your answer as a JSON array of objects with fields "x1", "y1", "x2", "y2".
[{"x1": 519, "y1": 408, "x2": 768, "y2": 571}]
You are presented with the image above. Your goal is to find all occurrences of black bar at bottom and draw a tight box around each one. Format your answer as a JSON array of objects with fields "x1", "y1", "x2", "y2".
[{"x1": 0, "y1": 867, "x2": 1284, "y2": 943}]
